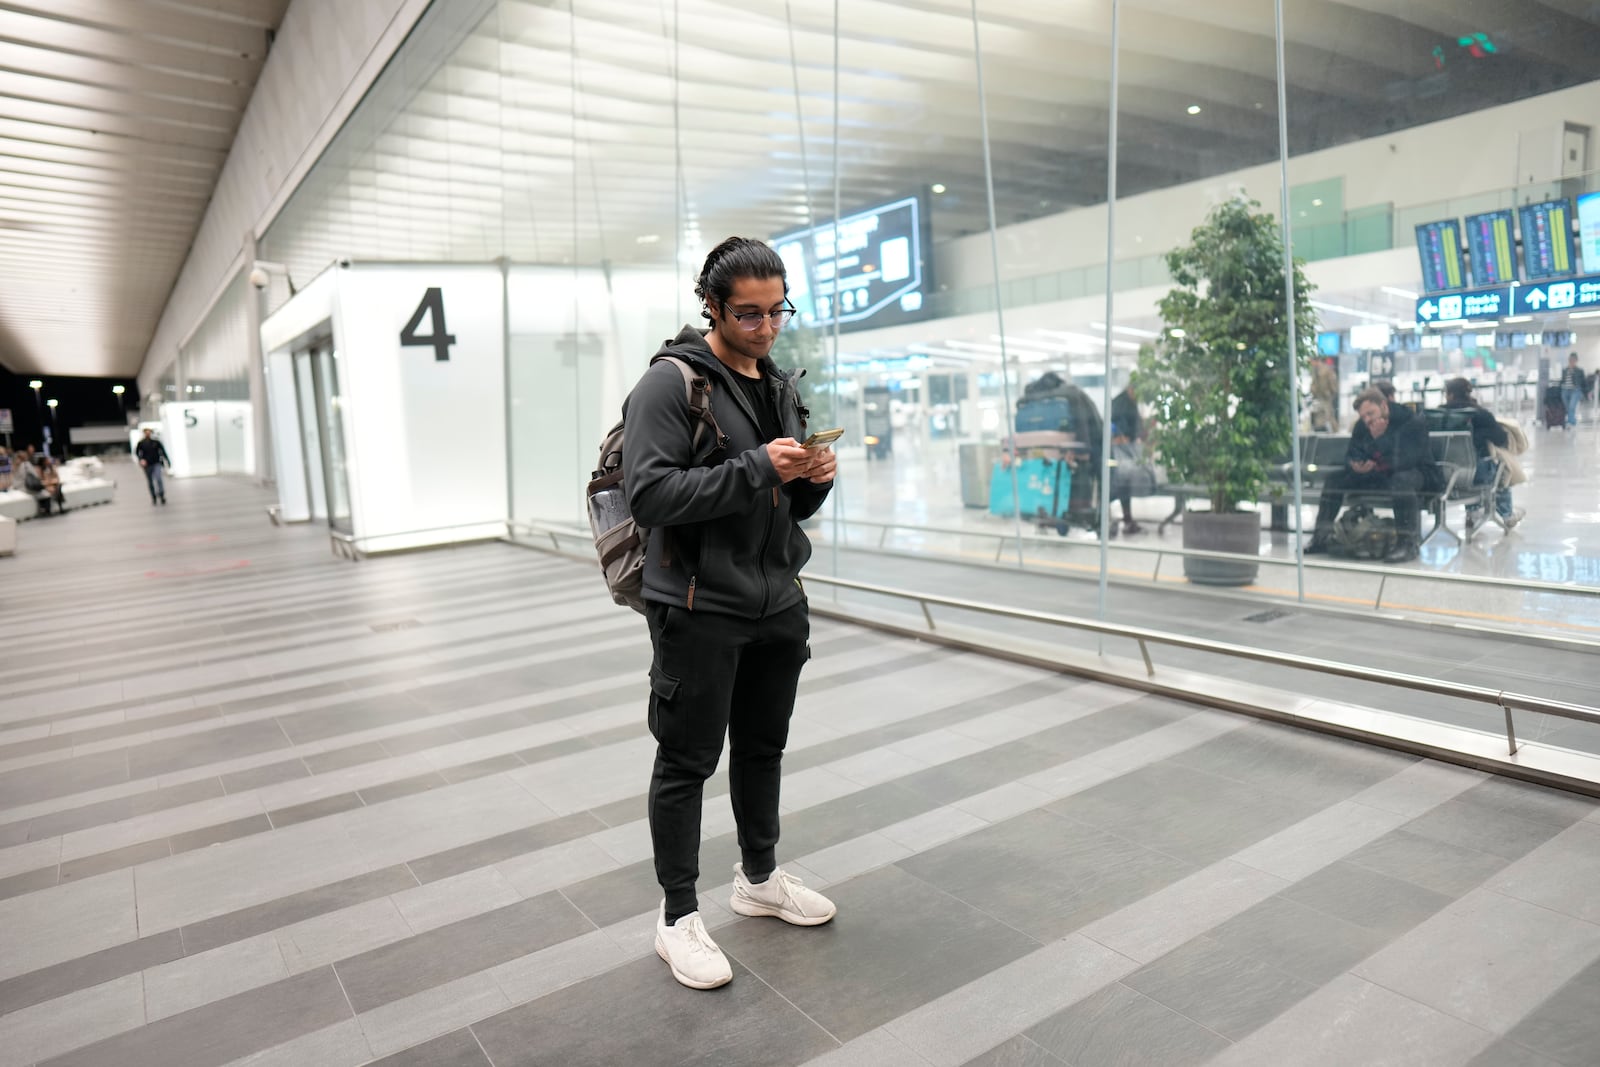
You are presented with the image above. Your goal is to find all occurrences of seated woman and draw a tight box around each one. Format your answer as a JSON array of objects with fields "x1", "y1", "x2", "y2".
[
  {"x1": 27, "y1": 456, "x2": 67, "y2": 516},
  {"x1": 1307, "y1": 387, "x2": 1435, "y2": 563},
  {"x1": 1442, "y1": 378, "x2": 1522, "y2": 532}
]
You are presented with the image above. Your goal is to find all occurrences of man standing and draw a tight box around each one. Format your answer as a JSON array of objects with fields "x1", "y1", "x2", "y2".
[
  {"x1": 1559, "y1": 353, "x2": 1586, "y2": 429},
  {"x1": 623, "y1": 236, "x2": 837, "y2": 990},
  {"x1": 135, "y1": 428, "x2": 170, "y2": 505},
  {"x1": 1308, "y1": 387, "x2": 1434, "y2": 563},
  {"x1": 1109, "y1": 381, "x2": 1144, "y2": 535}
]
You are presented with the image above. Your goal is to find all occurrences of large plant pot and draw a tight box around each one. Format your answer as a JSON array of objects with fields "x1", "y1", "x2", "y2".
[{"x1": 1181, "y1": 511, "x2": 1261, "y2": 586}]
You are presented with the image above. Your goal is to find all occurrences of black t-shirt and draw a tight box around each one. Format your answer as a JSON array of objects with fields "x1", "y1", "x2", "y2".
[{"x1": 732, "y1": 370, "x2": 781, "y2": 442}]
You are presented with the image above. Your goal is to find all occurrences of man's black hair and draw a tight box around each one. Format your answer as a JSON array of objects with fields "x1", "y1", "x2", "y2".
[
  {"x1": 695, "y1": 237, "x2": 788, "y2": 322},
  {"x1": 1444, "y1": 376, "x2": 1472, "y2": 402}
]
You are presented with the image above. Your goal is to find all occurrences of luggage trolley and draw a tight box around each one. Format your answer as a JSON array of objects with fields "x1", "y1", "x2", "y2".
[{"x1": 988, "y1": 430, "x2": 1104, "y2": 538}]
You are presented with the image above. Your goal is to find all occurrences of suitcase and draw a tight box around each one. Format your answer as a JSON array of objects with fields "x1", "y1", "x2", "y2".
[
  {"x1": 1015, "y1": 396, "x2": 1074, "y2": 435},
  {"x1": 1544, "y1": 386, "x2": 1566, "y2": 430},
  {"x1": 989, "y1": 457, "x2": 1072, "y2": 519}
]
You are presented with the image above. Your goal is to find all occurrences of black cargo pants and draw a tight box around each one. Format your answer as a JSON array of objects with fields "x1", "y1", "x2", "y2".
[{"x1": 644, "y1": 599, "x2": 810, "y2": 919}]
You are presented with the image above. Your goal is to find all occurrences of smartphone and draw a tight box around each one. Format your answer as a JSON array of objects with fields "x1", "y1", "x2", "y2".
[{"x1": 802, "y1": 428, "x2": 845, "y2": 449}]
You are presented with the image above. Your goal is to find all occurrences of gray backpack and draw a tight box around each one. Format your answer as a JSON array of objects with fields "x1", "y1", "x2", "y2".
[{"x1": 587, "y1": 355, "x2": 722, "y2": 612}]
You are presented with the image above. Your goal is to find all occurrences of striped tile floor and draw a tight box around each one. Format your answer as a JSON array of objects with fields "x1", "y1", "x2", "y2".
[{"x1": 0, "y1": 462, "x2": 1596, "y2": 1067}]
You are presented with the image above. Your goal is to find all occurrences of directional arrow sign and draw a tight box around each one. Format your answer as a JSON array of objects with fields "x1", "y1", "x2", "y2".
[
  {"x1": 1418, "y1": 299, "x2": 1437, "y2": 321},
  {"x1": 1525, "y1": 287, "x2": 1547, "y2": 309}
]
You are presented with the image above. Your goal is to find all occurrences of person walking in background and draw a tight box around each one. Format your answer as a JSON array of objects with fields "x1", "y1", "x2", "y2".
[
  {"x1": 0, "y1": 447, "x2": 11, "y2": 491},
  {"x1": 135, "y1": 428, "x2": 170, "y2": 505},
  {"x1": 1559, "y1": 353, "x2": 1586, "y2": 429}
]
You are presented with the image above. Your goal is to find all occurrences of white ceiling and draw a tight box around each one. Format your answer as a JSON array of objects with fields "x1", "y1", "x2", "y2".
[
  {"x1": 0, "y1": 0, "x2": 288, "y2": 379},
  {"x1": 3, "y1": 0, "x2": 1596, "y2": 379}
]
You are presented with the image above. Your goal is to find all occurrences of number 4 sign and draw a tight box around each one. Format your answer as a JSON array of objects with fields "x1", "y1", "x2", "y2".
[{"x1": 399, "y1": 287, "x2": 457, "y2": 361}]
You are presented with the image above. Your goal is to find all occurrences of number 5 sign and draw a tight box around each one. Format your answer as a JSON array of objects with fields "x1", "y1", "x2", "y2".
[{"x1": 399, "y1": 287, "x2": 457, "y2": 361}]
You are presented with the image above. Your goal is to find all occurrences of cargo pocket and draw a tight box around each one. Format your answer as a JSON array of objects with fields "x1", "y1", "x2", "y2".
[{"x1": 646, "y1": 663, "x2": 681, "y2": 745}]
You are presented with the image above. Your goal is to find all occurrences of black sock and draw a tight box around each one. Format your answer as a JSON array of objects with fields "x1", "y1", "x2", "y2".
[
  {"x1": 663, "y1": 906, "x2": 695, "y2": 927},
  {"x1": 744, "y1": 867, "x2": 773, "y2": 885}
]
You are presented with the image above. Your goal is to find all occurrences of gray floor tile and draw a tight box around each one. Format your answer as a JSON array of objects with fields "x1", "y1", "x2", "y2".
[
  {"x1": 334, "y1": 892, "x2": 595, "y2": 1013},
  {"x1": 275, "y1": 694, "x2": 430, "y2": 745},
  {"x1": 1044, "y1": 760, "x2": 1319, "y2": 866},
  {"x1": 0, "y1": 749, "x2": 129, "y2": 807},
  {"x1": 179, "y1": 864, "x2": 420, "y2": 955},
  {"x1": 1169, "y1": 720, "x2": 1416, "y2": 806},
  {"x1": 1123, "y1": 935, "x2": 1319, "y2": 1042},
  {"x1": 1024, "y1": 981, "x2": 1231, "y2": 1067},
  {"x1": 1206, "y1": 894, "x2": 1390, "y2": 985},
  {"x1": 715, "y1": 864, "x2": 1041, "y2": 1042},
  {"x1": 375, "y1": 725, "x2": 466, "y2": 757},
  {"x1": 60, "y1": 838, "x2": 172, "y2": 883},
  {"x1": 1459, "y1": 777, "x2": 1598, "y2": 831},
  {"x1": 221, "y1": 760, "x2": 309, "y2": 793},
  {"x1": 1213, "y1": 969, "x2": 1501, "y2": 1066},
  {"x1": 438, "y1": 753, "x2": 525, "y2": 783},
  {"x1": 269, "y1": 791, "x2": 365, "y2": 828},
  {"x1": 898, "y1": 808, "x2": 1196, "y2": 941},
  {"x1": 169, "y1": 813, "x2": 274, "y2": 854},
  {"x1": 1468, "y1": 1039, "x2": 1567, "y2": 1067},
  {"x1": 368, "y1": 1028, "x2": 491, "y2": 1066},
  {"x1": 359, "y1": 772, "x2": 450, "y2": 805},
  {"x1": 962, "y1": 1035, "x2": 1065, "y2": 1067},
  {"x1": 1353, "y1": 889, "x2": 1600, "y2": 1035},
  {"x1": 472, "y1": 953, "x2": 838, "y2": 1067},
  {"x1": 1402, "y1": 796, "x2": 1571, "y2": 862},
  {"x1": 1343, "y1": 828, "x2": 1510, "y2": 897},
  {"x1": 125, "y1": 719, "x2": 294, "y2": 779},
  {"x1": 1278, "y1": 859, "x2": 1453, "y2": 939},
  {"x1": 1485, "y1": 821, "x2": 1600, "y2": 925},
  {"x1": 0, "y1": 929, "x2": 183, "y2": 1015},
  {"x1": 0, "y1": 862, "x2": 60, "y2": 899},
  {"x1": 1016, "y1": 695, "x2": 1194, "y2": 757},
  {"x1": 1502, "y1": 957, "x2": 1600, "y2": 1067},
  {"x1": 37, "y1": 965, "x2": 353, "y2": 1067},
  {"x1": 301, "y1": 740, "x2": 394, "y2": 774},
  {"x1": 405, "y1": 810, "x2": 606, "y2": 885}
]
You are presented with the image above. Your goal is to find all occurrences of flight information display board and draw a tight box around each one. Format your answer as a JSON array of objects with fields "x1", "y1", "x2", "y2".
[
  {"x1": 1518, "y1": 198, "x2": 1575, "y2": 280},
  {"x1": 1416, "y1": 219, "x2": 1465, "y2": 293},
  {"x1": 1578, "y1": 192, "x2": 1600, "y2": 274},
  {"x1": 772, "y1": 195, "x2": 930, "y2": 332},
  {"x1": 1464, "y1": 210, "x2": 1517, "y2": 287}
]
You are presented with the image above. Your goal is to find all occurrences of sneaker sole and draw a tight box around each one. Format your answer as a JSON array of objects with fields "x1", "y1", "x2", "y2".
[
  {"x1": 654, "y1": 935, "x2": 732, "y2": 990},
  {"x1": 729, "y1": 897, "x2": 837, "y2": 926}
]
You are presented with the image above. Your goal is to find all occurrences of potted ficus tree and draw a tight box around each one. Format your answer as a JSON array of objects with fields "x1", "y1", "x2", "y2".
[{"x1": 1135, "y1": 197, "x2": 1316, "y2": 586}]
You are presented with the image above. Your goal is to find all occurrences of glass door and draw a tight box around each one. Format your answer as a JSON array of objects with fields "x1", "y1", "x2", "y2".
[
  {"x1": 292, "y1": 349, "x2": 326, "y2": 522},
  {"x1": 310, "y1": 345, "x2": 353, "y2": 534}
]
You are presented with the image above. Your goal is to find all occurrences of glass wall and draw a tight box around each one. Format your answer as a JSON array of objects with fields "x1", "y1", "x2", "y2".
[{"x1": 257, "y1": 1, "x2": 1600, "y2": 664}]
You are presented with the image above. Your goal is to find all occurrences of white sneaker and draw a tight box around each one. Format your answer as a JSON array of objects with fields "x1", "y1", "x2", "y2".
[
  {"x1": 730, "y1": 864, "x2": 837, "y2": 926},
  {"x1": 1503, "y1": 508, "x2": 1525, "y2": 529},
  {"x1": 654, "y1": 905, "x2": 732, "y2": 989}
]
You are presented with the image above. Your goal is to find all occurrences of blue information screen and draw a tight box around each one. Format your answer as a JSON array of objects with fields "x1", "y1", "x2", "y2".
[
  {"x1": 1518, "y1": 199, "x2": 1576, "y2": 280},
  {"x1": 1416, "y1": 220, "x2": 1465, "y2": 293},
  {"x1": 1464, "y1": 210, "x2": 1517, "y2": 287},
  {"x1": 772, "y1": 196, "x2": 930, "y2": 332}
]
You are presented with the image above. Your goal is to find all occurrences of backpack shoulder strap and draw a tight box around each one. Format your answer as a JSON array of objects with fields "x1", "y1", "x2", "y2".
[{"x1": 652, "y1": 354, "x2": 726, "y2": 455}]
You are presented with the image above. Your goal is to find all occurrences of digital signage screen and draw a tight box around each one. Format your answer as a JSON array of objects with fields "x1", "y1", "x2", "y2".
[
  {"x1": 1464, "y1": 210, "x2": 1517, "y2": 287},
  {"x1": 1578, "y1": 192, "x2": 1600, "y2": 274},
  {"x1": 772, "y1": 195, "x2": 931, "y2": 333},
  {"x1": 1415, "y1": 219, "x2": 1465, "y2": 293},
  {"x1": 1518, "y1": 198, "x2": 1576, "y2": 280},
  {"x1": 1316, "y1": 331, "x2": 1342, "y2": 356}
]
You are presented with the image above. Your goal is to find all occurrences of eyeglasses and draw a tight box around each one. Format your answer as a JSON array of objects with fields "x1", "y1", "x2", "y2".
[{"x1": 723, "y1": 304, "x2": 796, "y2": 332}]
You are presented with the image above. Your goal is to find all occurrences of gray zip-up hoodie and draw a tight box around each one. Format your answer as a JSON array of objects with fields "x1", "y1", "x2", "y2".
[{"x1": 621, "y1": 325, "x2": 831, "y2": 618}]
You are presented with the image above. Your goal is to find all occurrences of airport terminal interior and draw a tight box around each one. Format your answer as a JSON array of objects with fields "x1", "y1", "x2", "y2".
[{"x1": 2, "y1": 1, "x2": 1599, "y2": 1065}]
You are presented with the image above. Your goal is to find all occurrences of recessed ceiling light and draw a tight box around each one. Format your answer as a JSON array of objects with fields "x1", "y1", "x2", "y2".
[
  {"x1": 931, "y1": 183, "x2": 947, "y2": 194},
  {"x1": 635, "y1": 234, "x2": 660, "y2": 244},
  {"x1": 1312, "y1": 198, "x2": 1323, "y2": 207},
  {"x1": 1187, "y1": 105, "x2": 1202, "y2": 115}
]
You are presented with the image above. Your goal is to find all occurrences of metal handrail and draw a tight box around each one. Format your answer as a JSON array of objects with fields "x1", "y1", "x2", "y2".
[
  {"x1": 328, "y1": 521, "x2": 506, "y2": 560},
  {"x1": 814, "y1": 515, "x2": 1600, "y2": 604},
  {"x1": 798, "y1": 572, "x2": 1598, "y2": 756},
  {"x1": 504, "y1": 520, "x2": 1595, "y2": 759}
]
